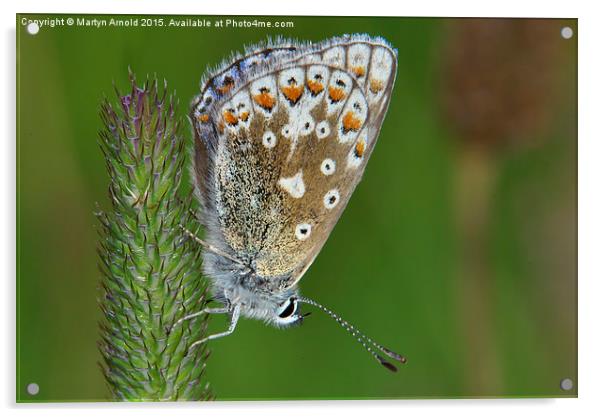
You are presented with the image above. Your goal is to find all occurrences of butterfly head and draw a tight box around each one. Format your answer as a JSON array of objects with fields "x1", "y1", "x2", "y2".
[
  {"x1": 212, "y1": 272, "x2": 307, "y2": 328},
  {"x1": 237, "y1": 293, "x2": 308, "y2": 328}
]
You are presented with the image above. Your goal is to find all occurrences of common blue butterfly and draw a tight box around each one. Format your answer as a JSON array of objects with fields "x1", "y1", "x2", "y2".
[{"x1": 176, "y1": 34, "x2": 405, "y2": 371}]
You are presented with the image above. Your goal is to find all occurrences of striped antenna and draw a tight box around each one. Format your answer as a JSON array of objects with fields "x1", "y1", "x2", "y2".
[{"x1": 298, "y1": 296, "x2": 406, "y2": 372}]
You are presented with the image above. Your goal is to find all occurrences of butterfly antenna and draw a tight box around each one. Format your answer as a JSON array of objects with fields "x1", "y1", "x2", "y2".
[{"x1": 298, "y1": 297, "x2": 406, "y2": 372}]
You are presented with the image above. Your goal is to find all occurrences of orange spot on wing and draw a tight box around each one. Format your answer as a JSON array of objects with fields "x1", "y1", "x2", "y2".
[
  {"x1": 351, "y1": 66, "x2": 366, "y2": 77},
  {"x1": 216, "y1": 76, "x2": 235, "y2": 95},
  {"x1": 354, "y1": 139, "x2": 366, "y2": 158},
  {"x1": 239, "y1": 111, "x2": 249, "y2": 122},
  {"x1": 223, "y1": 110, "x2": 238, "y2": 126},
  {"x1": 342, "y1": 111, "x2": 362, "y2": 133},
  {"x1": 369, "y1": 78, "x2": 385, "y2": 94},
  {"x1": 307, "y1": 80, "x2": 324, "y2": 95},
  {"x1": 197, "y1": 114, "x2": 210, "y2": 124},
  {"x1": 328, "y1": 86, "x2": 346, "y2": 103},
  {"x1": 281, "y1": 85, "x2": 304, "y2": 104},
  {"x1": 217, "y1": 83, "x2": 234, "y2": 95},
  {"x1": 253, "y1": 91, "x2": 276, "y2": 110}
]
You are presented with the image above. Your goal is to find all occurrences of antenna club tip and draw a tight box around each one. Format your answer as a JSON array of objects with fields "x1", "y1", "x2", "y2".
[
  {"x1": 382, "y1": 347, "x2": 407, "y2": 364},
  {"x1": 379, "y1": 360, "x2": 398, "y2": 372}
]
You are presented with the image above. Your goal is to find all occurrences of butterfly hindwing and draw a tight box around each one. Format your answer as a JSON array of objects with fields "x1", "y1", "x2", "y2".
[{"x1": 192, "y1": 36, "x2": 397, "y2": 290}]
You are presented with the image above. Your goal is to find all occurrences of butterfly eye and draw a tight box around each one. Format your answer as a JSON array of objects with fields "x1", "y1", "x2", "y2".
[{"x1": 278, "y1": 298, "x2": 297, "y2": 318}]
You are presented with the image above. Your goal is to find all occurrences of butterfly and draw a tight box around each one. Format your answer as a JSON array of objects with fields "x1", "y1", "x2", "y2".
[{"x1": 175, "y1": 34, "x2": 406, "y2": 371}]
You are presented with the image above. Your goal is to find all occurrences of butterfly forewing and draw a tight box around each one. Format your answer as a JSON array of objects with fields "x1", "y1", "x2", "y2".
[{"x1": 192, "y1": 37, "x2": 397, "y2": 290}]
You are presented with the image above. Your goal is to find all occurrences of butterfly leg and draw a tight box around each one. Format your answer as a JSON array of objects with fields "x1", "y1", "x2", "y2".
[
  {"x1": 188, "y1": 304, "x2": 241, "y2": 350},
  {"x1": 179, "y1": 225, "x2": 250, "y2": 270},
  {"x1": 171, "y1": 305, "x2": 230, "y2": 332}
]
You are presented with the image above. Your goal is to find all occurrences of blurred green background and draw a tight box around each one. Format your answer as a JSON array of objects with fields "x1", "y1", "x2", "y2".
[{"x1": 16, "y1": 15, "x2": 577, "y2": 401}]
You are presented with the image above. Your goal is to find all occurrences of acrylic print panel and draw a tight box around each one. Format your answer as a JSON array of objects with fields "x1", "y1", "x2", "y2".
[{"x1": 16, "y1": 14, "x2": 577, "y2": 402}]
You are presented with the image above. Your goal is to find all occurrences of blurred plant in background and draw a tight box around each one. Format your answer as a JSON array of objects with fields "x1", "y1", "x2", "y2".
[
  {"x1": 97, "y1": 76, "x2": 212, "y2": 400},
  {"x1": 439, "y1": 19, "x2": 575, "y2": 394}
]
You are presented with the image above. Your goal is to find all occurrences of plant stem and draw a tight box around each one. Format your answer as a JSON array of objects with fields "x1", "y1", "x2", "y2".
[{"x1": 97, "y1": 74, "x2": 212, "y2": 401}]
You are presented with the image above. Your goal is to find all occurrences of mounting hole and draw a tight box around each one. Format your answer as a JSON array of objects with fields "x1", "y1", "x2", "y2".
[
  {"x1": 26, "y1": 22, "x2": 40, "y2": 35},
  {"x1": 561, "y1": 26, "x2": 573, "y2": 39},
  {"x1": 560, "y1": 378, "x2": 574, "y2": 391},
  {"x1": 27, "y1": 383, "x2": 40, "y2": 395}
]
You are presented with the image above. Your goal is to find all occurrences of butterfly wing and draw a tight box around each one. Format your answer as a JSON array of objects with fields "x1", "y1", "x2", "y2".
[{"x1": 192, "y1": 36, "x2": 397, "y2": 290}]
